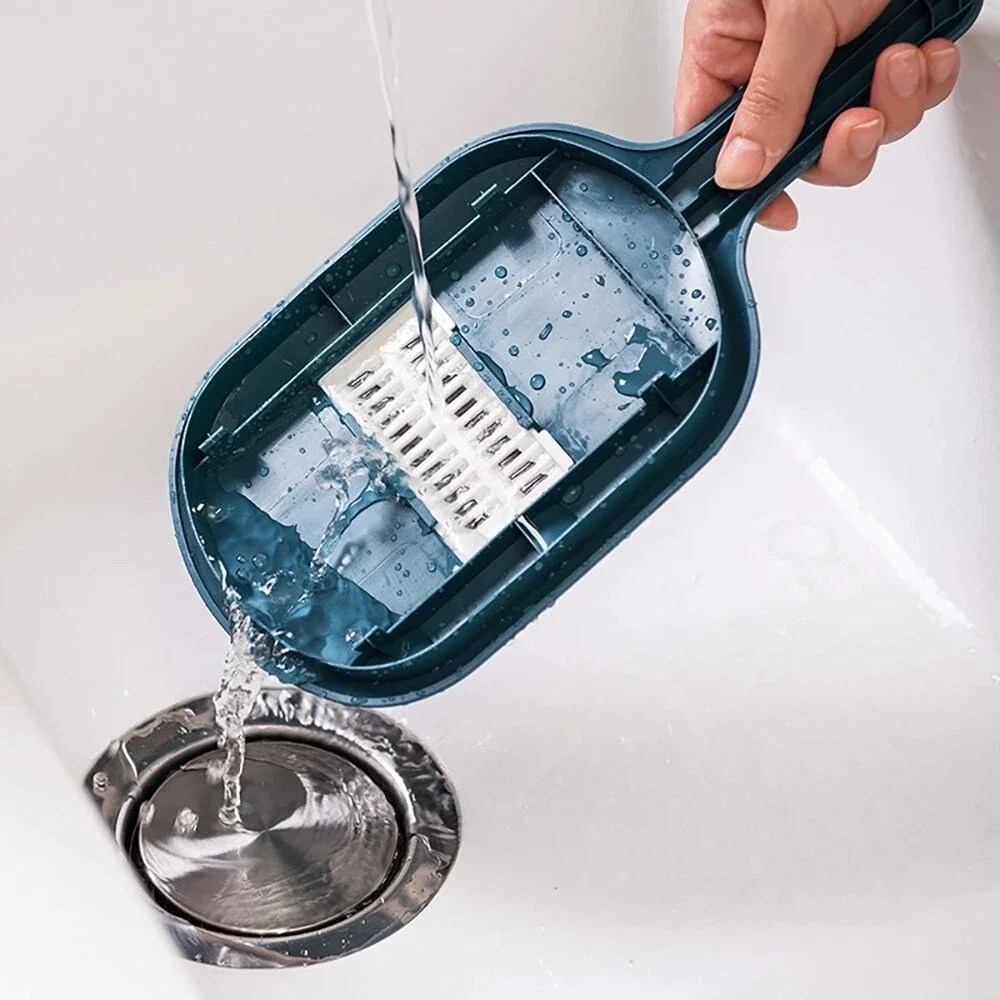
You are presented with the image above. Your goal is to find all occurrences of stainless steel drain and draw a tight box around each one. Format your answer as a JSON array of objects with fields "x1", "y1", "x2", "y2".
[{"x1": 86, "y1": 687, "x2": 460, "y2": 969}]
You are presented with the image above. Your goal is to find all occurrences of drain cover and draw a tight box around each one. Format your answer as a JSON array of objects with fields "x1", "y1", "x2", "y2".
[
  {"x1": 86, "y1": 688, "x2": 459, "y2": 968},
  {"x1": 137, "y1": 741, "x2": 400, "y2": 936}
]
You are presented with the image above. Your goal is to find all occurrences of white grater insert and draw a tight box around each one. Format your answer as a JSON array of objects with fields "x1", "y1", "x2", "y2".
[{"x1": 320, "y1": 301, "x2": 573, "y2": 562}]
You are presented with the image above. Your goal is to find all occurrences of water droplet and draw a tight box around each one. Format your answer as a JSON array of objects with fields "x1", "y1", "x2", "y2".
[
  {"x1": 692, "y1": 289, "x2": 703, "y2": 299},
  {"x1": 450, "y1": 332, "x2": 462, "y2": 345},
  {"x1": 539, "y1": 323, "x2": 553, "y2": 341},
  {"x1": 682, "y1": 258, "x2": 691, "y2": 267},
  {"x1": 394, "y1": 562, "x2": 403, "y2": 571},
  {"x1": 595, "y1": 275, "x2": 606, "y2": 287},
  {"x1": 461, "y1": 324, "x2": 470, "y2": 333},
  {"x1": 494, "y1": 265, "x2": 508, "y2": 279},
  {"x1": 173, "y1": 807, "x2": 199, "y2": 836},
  {"x1": 465, "y1": 297, "x2": 475, "y2": 307},
  {"x1": 402, "y1": 569, "x2": 411, "y2": 578},
  {"x1": 581, "y1": 349, "x2": 611, "y2": 370},
  {"x1": 396, "y1": 589, "x2": 404, "y2": 597},
  {"x1": 561, "y1": 211, "x2": 572, "y2": 222},
  {"x1": 386, "y1": 263, "x2": 402, "y2": 278},
  {"x1": 473, "y1": 361, "x2": 484, "y2": 371},
  {"x1": 706, "y1": 318, "x2": 717, "y2": 331},
  {"x1": 258, "y1": 465, "x2": 270, "y2": 477},
  {"x1": 252, "y1": 553, "x2": 269, "y2": 569},
  {"x1": 205, "y1": 505, "x2": 228, "y2": 525},
  {"x1": 548, "y1": 232, "x2": 557, "y2": 240},
  {"x1": 449, "y1": 270, "x2": 461, "y2": 281},
  {"x1": 299, "y1": 446, "x2": 307, "y2": 454},
  {"x1": 562, "y1": 310, "x2": 573, "y2": 319},
  {"x1": 649, "y1": 250, "x2": 659, "y2": 260},
  {"x1": 627, "y1": 241, "x2": 636, "y2": 249},
  {"x1": 530, "y1": 374, "x2": 546, "y2": 390},
  {"x1": 562, "y1": 484, "x2": 584, "y2": 504},
  {"x1": 559, "y1": 386, "x2": 567, "y2": 394},
  {"x1": 509, "y1": 345, "x2": 520, "y2": 356},
  {"x1": 576, "y1": 245, "x2": 588, "y2": 257},
  {"x1": 579, "y1": 182, "x2": 589, "y2": 191},
  {"x1": 427, "y1": 562, "x2": 438, "y2": 573},
  {"x1": 672, "y1": 244, "x2": 683, "y2": 256},
  {"x1": 305, "y1": 331, "x2": 319, "y2": 345}
]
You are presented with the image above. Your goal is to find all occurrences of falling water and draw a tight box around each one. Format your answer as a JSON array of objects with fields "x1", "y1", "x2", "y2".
[
  {"x1": 366, "y1": 0, "x2": 440, "y2": 403},
  {"x1": 208, "y1": 441, "x2": 390, "y2": 825},
  {"x1": 309, "y1": 438, "x2": 389, "y2": 581},
  {"x1": 212, "y1": 591, "x2": 272, "y2": 826},
  {"x1": 207, "y1": 3, "x2": 440, "y2": 826}
]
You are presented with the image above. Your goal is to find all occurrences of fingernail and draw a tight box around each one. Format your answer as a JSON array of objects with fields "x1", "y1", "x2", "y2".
[
  {"x1": 715, "y1": 137, "x2": 767, "y2": 190},
  {"x1": 889, "y1": 50, "x2": 921, "y2": 97},
  {"x1": 848, "y1": 118, "x2": 884, "y2": 160},
  {"x1": 758, "y1": 215, "x2": 798, "y2": 232},
  {"x1": 928, "y1": 46, "x2": 958, "y2": 85}
]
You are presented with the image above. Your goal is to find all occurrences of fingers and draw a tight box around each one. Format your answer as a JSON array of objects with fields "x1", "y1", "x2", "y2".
[
  {"x1": 801, "y1": 108, "x2": 885, "y2": 187},
  {"x1": 714, "y1": 3, "x2": 837, "y2": 189},
  {"x1": 870, "y1": 40, "x2": 960, "y2": 142},
  {"x1": 674, "y1": 57, "x2": 737, "y2": 137},
  {"x1": 922, "y1": 39, "x2": 962, "y2": 108},
  {"x1": 757, "y1": 192, "x2": 799, "y2": 231},
  {"x1": 870, "y1": 43, "x2": 928, "y2": 141},
  {"x1": 802, "y1": 39, "x2": 960, "y2": 188},
  {"x1": 673, "y1": 0, "x2": 755, "y2": 136}
]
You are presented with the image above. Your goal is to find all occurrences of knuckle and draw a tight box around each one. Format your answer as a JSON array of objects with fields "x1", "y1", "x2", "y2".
[{"x1": 739, "y1": 79, "x2": 788, "y2": 126}]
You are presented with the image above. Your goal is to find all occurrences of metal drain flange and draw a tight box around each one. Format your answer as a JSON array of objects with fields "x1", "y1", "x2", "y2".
[{"x1": 86, "y1": 687, "x2": 460, "y2": 969}]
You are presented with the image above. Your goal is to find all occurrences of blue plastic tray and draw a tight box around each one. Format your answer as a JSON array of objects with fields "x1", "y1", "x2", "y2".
[{"x1": 171, "y1": 0, "x2": 982, "y2": 704}]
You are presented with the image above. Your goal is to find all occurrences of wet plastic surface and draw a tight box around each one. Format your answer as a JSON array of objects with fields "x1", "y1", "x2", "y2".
[{"x1": 172, "y1": 0, "x2": 982, "y2": 704}]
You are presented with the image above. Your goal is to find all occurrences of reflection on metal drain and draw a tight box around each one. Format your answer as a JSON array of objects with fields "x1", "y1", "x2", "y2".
[
  {"x1": 137, "y1": 742, "x2": 400, "y2": 936},
  {"x1": 86, "y1": 688, "x2": 460, "y2": 969}
]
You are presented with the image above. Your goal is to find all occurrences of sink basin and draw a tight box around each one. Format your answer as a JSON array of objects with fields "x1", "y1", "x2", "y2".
[{"x1": 2, "y1": 1, "x2": 1000, "y2": 996}]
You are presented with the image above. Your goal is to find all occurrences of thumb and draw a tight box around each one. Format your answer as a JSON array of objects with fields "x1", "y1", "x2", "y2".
[{"x1": 715, "y1": 4, "x2": 836, "y2": 190}]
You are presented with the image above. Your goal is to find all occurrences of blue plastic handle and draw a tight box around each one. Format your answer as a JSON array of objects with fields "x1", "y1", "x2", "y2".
[{"x1": 660, "y1": 0, "x2": 982, "y2": 239}]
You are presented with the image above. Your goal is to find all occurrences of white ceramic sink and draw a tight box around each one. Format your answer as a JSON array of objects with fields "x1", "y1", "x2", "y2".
[{"x1": 2, "y1": 2, "x2": 1000, "y2": 996}]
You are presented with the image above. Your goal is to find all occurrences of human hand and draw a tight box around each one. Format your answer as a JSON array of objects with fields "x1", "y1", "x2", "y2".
[{"x1": 674, "y1": 0, "x2": 963, "y2": 230}]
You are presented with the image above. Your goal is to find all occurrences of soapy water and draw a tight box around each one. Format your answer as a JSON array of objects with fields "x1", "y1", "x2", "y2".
[{"x1": 366, "y1": 0, "x2": 440, "y2": 405}]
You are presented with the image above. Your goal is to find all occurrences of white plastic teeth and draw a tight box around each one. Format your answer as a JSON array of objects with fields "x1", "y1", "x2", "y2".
[{"x1": 320, "y1": 301, "x2": 573, "y2": 562}]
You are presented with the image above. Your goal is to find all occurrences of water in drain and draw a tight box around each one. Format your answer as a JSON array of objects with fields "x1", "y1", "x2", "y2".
[
  {"x1": 87, "y1": 690, "x2": 460, "y2": 967},
  {"x1": 137, "y1": 740, "x2": 400, "y2": 936}
]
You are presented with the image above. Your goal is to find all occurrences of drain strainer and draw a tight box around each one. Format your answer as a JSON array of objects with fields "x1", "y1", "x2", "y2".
[{"x1": 86, "y1": 687, "x2": 460, "y2": 969}]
